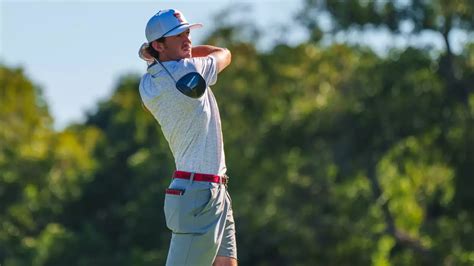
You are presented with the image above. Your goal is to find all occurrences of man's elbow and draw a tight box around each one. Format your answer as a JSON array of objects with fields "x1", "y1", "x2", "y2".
[
  {"x1": 225, "y1": 48, "x2": 232, "y2": 66},
  {"x1": 216, "y1": 48, "x2": 231, "y2": 73}
]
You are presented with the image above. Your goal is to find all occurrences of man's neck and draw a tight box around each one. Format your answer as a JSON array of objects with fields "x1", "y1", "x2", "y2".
[{"x1": 159, "y1": 54, "x2": 187, "y2": 62}]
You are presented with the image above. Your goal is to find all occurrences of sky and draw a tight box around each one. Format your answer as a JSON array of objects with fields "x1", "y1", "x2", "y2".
[{"x1": 0, "y1": 0, "x2": 306, "y2": 130}]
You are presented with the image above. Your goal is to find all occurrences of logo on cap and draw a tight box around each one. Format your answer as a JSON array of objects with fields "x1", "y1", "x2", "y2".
[{"x1": 174, "y1": 11, "x2": 184, "y2": 23}]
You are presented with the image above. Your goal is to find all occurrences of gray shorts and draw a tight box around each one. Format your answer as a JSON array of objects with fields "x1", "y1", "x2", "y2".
[{"x1": 164, "y1": 178, "x2": 237, "y2": 266}]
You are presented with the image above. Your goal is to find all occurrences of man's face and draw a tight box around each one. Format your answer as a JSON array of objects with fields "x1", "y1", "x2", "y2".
[{"x1": 157, "y1": 29, "x2": 192, "y2": 61}]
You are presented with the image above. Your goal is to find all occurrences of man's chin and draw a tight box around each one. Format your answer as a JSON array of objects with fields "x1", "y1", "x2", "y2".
[{"x1": 182, "y1": 50, "x2": 192, "y2": 58}]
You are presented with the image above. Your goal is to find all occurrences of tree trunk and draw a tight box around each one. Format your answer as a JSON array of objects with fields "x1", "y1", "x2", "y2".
[
  {"x1": 440, "y1": 15, "x2": 469, "y2": 105},
  {"x1": 366, "y1": 156, "x2": 434, "y2": 262}
]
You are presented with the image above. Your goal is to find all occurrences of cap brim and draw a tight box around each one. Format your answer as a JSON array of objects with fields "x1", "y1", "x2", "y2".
[{"x1": 162, "y1": 23, "x2": 203, "y2": 37}]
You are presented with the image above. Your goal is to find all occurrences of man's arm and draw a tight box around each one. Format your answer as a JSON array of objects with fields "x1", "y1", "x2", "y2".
[{"x1": 192, "y1": 45, "x2": 231, "y2": 73}]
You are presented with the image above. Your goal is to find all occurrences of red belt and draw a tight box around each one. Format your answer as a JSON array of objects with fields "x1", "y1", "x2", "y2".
[{"x1": 173, "y1": 171, "x2": 228, "y2": 184}]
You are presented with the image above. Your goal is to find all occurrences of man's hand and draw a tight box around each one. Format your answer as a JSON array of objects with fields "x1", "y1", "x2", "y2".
[{"x1": 138, "y1": 43, "x2": 155, "y2": 63}]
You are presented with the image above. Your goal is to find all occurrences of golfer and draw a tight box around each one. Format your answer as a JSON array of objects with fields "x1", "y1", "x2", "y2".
[{"x1": 138, "y1": 9, "x2": 237, "y2": 266}]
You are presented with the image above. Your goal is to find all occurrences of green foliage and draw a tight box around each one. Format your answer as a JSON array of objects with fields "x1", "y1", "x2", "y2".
[
  {"x1": 0, "y1": 66, "x2": 102, "y2": 265},
  {"x1": 299, "y1": 0, "x2": 474, "y2": 35}
]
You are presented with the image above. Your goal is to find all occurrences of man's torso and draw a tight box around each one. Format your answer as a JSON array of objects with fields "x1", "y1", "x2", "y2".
[{"x1": 139, "y1": 56, "x2": 226, "y2": 175}]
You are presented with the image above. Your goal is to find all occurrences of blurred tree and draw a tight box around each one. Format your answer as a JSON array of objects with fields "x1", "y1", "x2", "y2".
[
  {"x1": 299, "y1": 0, "x2": 474, "y2": 100},
  {"x1": 296, "y1": 1, "x2": 474, "y2": 264},
  {"x1": 0, "y1": 66, "x2": 101, "y2": 265},
  {"x1": 0, "y1": 65, "x2": 53, "y2": 264}
]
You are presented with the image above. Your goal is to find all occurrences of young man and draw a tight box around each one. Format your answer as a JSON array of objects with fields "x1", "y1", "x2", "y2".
[{"x1": 138, "y1": 9, "x2": 237, "y2": 266}]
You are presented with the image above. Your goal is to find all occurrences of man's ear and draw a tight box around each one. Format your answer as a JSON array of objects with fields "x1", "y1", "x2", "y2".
[{"x1": 151, "y1": 41, "x2": 165, "y2": 53}]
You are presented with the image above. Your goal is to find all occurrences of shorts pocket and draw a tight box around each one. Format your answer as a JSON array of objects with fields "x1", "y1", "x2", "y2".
[{"x1": 164, "y1": 186, "x2": 223, "y2": 234}]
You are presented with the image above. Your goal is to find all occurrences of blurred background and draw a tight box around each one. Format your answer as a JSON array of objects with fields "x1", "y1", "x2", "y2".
[{"x1": 1, "y1": 0, "x2": 473, "y2": 265}]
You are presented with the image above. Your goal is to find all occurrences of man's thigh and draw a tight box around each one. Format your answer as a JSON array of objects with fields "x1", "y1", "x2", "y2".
[
  {"x1": 216, "y1": 191, "x2": 237, "y2": 259},
  {"x1": 213, "y1": 255, "x2": 238, "y2": 266},
  {"x1": 166, "y1": 231, "x2": 218, "y2": 266},
  {"x1": 165, "y1": 180, "x2": 229, "y2": 266}
]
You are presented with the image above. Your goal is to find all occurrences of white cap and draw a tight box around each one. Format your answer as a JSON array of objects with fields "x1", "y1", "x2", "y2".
[{"x1": 145, "y1": 9, "x2": 203, "y2": 43}]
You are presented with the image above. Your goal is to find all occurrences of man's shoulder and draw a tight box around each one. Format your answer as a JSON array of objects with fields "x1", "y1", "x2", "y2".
[
  {"x1": 139, "y1": 72, "x2": 152, "y2": 87},
  {"x1": 182, "y1": 56, "x2": 215, "y2": 67}
]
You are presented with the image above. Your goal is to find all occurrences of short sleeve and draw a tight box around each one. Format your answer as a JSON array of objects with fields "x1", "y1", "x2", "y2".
[
  {"x1": 139, "y1": 74, "x2": 156, "y2": 102},
  {"x1": 189, "y1": 56, "x2": 218, "y2": 86}
]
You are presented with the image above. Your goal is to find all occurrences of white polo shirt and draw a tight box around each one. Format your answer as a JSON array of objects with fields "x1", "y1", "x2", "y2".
[{"x1": 139, "y1": 56, "x2": 226, "y2": 176}]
